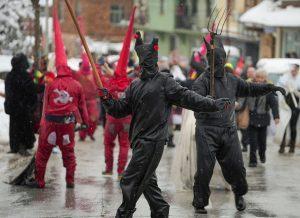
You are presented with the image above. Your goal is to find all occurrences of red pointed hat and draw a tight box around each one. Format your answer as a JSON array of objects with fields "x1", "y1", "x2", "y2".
[
  {"x1": 81, "y1": 53, "x2": 91, "y2": 75},
  {"x1": 114, "y1": 6, "x2": 136, "y2": 78},
  {"x1": 53, "y1": 3, "x2": 69, "y2": 75}
]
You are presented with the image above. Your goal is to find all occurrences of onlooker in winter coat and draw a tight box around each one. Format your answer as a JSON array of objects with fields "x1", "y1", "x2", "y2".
[
  {"x1": 237, "y1": 67, "x2": 256, "y2": 152},
  {"x1": 4, "y1": 53, "x2": 37, "y2": 156},
  {"x1": 246, "y1": 70, "x2": 280, "y2": 167},
  {"x1": 278, "y1": 64, "x2": 300, "y2": 153}
]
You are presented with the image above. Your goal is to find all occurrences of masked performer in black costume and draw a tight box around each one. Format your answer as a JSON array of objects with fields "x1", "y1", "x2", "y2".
[
  {"x1": 191, "y1": 36, "x2": 286, "y2": 214},
  {"x1": 98, "y1": 32, "x2": 232, "y2": 218}
]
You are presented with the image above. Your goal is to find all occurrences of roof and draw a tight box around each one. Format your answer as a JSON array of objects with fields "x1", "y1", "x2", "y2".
[{"x1": 240, "y1": 0, "x2": 300, "y2": 27}]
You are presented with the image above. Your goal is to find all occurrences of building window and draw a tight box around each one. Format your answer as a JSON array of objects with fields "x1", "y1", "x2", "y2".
[
  {"x1": 283, "y1": 29, "x2": 300, "y2": 58},
  {"x1": 206, "y1": 0, "x2": 211, "y2": 17},
  {"x1": 170, "y1": 35, "x2": 178, "y2": 51},
  {"x1": 192, "y1": 0, "x2": 197, "y2": 15},
  {"x1": 110, "y1": 5, "x2": 125, "y2": 24},
  {"x1": 160, "y1": 0, "x2": 165, "y2": 15}
]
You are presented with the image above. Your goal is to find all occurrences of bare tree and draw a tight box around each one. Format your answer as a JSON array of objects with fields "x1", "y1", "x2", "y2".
[{"x1": 31, "y1": 0, "x2": 41, "y2": 69}]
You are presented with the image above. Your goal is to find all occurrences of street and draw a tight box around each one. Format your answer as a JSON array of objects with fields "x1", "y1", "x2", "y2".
[{"x1": 0, "y1": 128, "x2": 300, "y2": 218}]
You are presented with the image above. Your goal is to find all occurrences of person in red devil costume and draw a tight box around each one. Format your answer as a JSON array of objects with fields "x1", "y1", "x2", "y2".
[
  {"x1": 101, "y1": 7, "x2": 136, "y2": 178},
  {"x1": 76, "y1": 54, "x2": 99, "y2": 141},
  {"x1": 27, "y1": 5, "x2": 89, "y2": 188}
]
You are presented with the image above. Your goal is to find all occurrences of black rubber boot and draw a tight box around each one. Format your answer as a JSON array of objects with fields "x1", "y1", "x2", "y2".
[
  {"x1": 66, "y1": 183, "x2": 74, "y2": 189},
  {"x1": 260, "y1": 153, "x2": 266, "y2": 163},
  {"x1": 25, "y1": 178, "x2": 43, "y2": 189},
  {"x1": 279, "y1": 143, "x2": 285, "y2": 153},
  {"x1": 18, "y1": 148, "x2": 31, "y2": 157},
  {"x1": 248, "y1": 162, "x2": 257, "y2": 168},
  {"x1": 116, "y1": 208, "x2": 136, "y2": 218},
  {"x1": 195, "y1": 207, "x2": 207, "y2": 214},
  {"x1": 289, "y1": 140, "x2": 295, "y2": 153},
  {"x1": 234, "y1": 195, "x2": 246, "y2": 211},
  {"x1": 167, "y1": 136, "x2": 175, "y2": 148}
]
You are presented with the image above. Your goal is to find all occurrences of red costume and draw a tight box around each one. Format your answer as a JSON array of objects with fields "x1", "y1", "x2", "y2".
[
  {"x1": 76, "y1": 54, "x2": 99, "y2": 141},
  {"x1": 34, "y1": 5, "x2": 89, "y2": 188},
  {"x1": 103, "y1": 7, "x2": 136, "y2": 176}
]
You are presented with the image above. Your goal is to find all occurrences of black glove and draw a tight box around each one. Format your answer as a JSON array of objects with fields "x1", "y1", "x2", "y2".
[
  {"x1": 81, "y1": 123, "x2": 88, "y2": 130},
  {"x1": 272, "y1": 85, "x2": 286, "y2": 96},
  {"x1": 214, "y1": 98, "x2": 232, "y2": 110},
  {"x1": 98, "y1": 88, "x2": 112, "y2": 100}
]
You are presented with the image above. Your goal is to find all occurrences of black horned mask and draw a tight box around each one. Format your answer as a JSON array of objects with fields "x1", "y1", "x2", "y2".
[
  {"x1": 204, "y1": 36, "x2": 226, "y2": 76},
  {"x1": 134, "y1": 31, "x2": 159, "y2": 71}
]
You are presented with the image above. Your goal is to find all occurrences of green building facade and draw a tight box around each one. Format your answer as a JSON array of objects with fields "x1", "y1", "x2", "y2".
[{"x1": 135, "y1": 0, "x2": 211, "y2": 57}]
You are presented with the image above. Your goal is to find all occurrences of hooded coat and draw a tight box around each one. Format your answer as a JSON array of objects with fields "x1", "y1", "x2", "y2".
[
  {"x1": 191, "y1": 36, "x2": 282, "y2": 209},
  {"x1": 5, "y1": 53, "x2": 37, "y2": 152}
]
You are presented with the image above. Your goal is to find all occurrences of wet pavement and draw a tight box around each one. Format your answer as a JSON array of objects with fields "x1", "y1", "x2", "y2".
[{"x1": 0, "y1": 128, "x2": 300, "y2": 217}]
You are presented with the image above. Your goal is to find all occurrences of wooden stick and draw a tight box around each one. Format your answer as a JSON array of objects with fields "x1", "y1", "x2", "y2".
[
  {"x1": 64, "y1": 0, "x2": 103, "y2": 88},
  {"x1": 210, "y1": 33, "x2": 216, "y2": 98}
]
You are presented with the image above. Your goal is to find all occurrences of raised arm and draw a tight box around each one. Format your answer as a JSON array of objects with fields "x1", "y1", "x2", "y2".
[
  {"x1": 164, "y1": 74, "x2": 229, "y2": 112},
  {"x1": 236, "y1": 78, "x2": 286, "y2": 98},
  {"x1": 99, "y1": 87, "x2": 132, "y2": 118},
  {"x1": 268, "y1": 93, "x2": 280, "y2": 120}
]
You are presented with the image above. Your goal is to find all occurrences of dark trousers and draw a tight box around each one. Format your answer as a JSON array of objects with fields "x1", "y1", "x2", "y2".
[
  {"x1": 9, "y1": 114, "x2": 35, "y2": 153},
  {"x1": 116, "y1": 139, "x2": 169, "y2": 218},
  {"x1": 193, "y1": 125, "x2": 248, "y2": 208},
  {"x1": 240, "y1": 129, "x2": 249, "y2": 148},
  {"x1": 248, "y1": 126, "x2": 267, "y2": 163},
  {"x1": 281, "y1": 109, "x2": 300, "y2": 148}
]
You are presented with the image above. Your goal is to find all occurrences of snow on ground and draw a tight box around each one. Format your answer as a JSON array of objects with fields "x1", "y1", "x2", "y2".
[{"x1": 0, "y1": 79, "x2": 9, "y2": 144}]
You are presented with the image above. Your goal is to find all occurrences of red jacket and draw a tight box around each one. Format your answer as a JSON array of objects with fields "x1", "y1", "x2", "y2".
[
  {"x1": 44, "y1": 69, "x2": 89, "y2": 124},
  {"x1": 75, "y1": 71, "x2": 98, "y2": 101}
]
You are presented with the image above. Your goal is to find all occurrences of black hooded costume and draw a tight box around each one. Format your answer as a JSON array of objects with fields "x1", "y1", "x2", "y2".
[
  {"x1": 4, "y1": 53, "x2": 37, "y2": 155},
  {"x1": 100, "y1": 32, "x2": 231, "y2": 218},
  {"x1": 191, "y1": 36, "x2": 285, "y2": 211}
]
